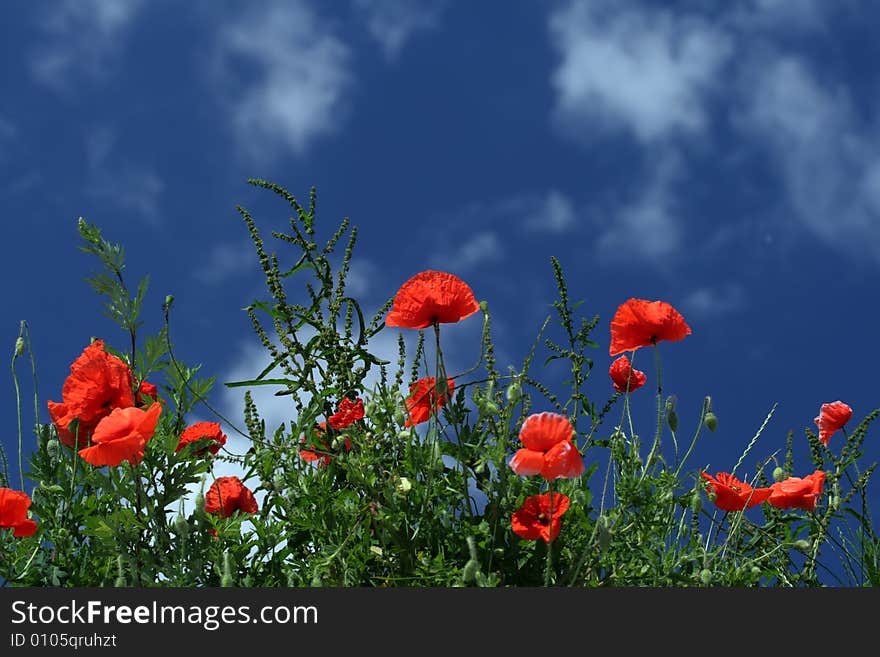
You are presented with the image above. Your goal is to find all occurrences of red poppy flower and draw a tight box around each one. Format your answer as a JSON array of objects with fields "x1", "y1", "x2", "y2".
[
  {"x1": 78, "y1": 403, "x2": 162, "y2": 467},
  {"x1": 47, "y1": 340, "x2": 135, "y2": 448},
  {"x1": 385, "y1": 270, "x2": 480, "y2": 329},
  {"x1": 176, "y1": 421, "x2": 227, "y2": 456},
  {"x1": 814, "y1": 401, "x2": 853, "y2": 446},
  {"x1": 609, "y1": 355, "x2": 647, "y2": 393},
  {"x1": 135, "y1": 379, "x2": 159, "y2": 406},
  {"x1": 701, "y1": 471, "x2": 772, "y2": 512},
  {"x1": 509, "y1": 412, "x2": 585, "y2": 480},
  {"x1": 511, "y1": 492, "x2": 571, "y2": 543},
  {"x1": 299, "y1": 422, "x2": 352, "y2": 467},
  {"x1": 609, "y1": 298, "x2": 692, "y2": 356},
  {"x1": 204, "y1": 476, "x2": 259, "y2": 518},
  {"x1": 0, "y1": 488, "x2": 38, "y2": 538},
  {"x1": 404, "y1": 377, "x2": 455, "y2": 427},
  {"x1": 328, "y1": 397, "x2": 365, "y2": 430},
  {"x1": 767, "y1": 470, "x2": 826, "y2": 511}
]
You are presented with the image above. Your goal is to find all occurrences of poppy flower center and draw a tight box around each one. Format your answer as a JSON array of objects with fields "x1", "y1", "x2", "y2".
[{"x1": 537, "y1": 512, "x2": 549, "y2": 525}]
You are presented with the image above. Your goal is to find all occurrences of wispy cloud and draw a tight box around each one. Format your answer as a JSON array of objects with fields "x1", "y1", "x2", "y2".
[
  {"x1": 212, "y1": 1, "x2": 353, "y2": 161},
  {"x1": 84, "y1": 126, "x2": 164, "y2": 225},
  {"x1": 548, "y1": 0, "x2": 733, "y2": 143},
  {"x1": 352, "y1": 0, "x2": 446, "y2": 60},
  {"x1": 521, "y1": 190, "x2": 577, "y2": 234},
  {"x1": 594, "y1": 152, "x2": 683, "y2": 264},
  {"x1": 429, "y1": 230, "x2": 503, "y2": 275},
  {"x1": 29, "y1": 0, "x2": 143, "y2": 93},
  {"x1": 193, "y1": 239, "x2": 259, "y2": 285},
  {"x1": 682, "y1": 283, "x2": 747, "y2": 320},
  {"x1": 736, "y1": 54, "x2": 880, "y2": 264}
]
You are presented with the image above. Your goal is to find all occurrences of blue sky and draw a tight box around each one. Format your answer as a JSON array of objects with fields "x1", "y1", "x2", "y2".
[{"x1": 3, "y1": 0, "x2": 879, "y2": 576}]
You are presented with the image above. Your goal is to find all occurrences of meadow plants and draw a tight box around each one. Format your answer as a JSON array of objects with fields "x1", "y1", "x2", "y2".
[{"x1": 2, "y1": 180, "x2": 877, "y2": 587}]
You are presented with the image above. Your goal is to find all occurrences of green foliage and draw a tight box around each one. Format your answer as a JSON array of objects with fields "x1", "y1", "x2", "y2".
[{"x1": 2, "y1": 182, "x2": 877, "y2": 587}]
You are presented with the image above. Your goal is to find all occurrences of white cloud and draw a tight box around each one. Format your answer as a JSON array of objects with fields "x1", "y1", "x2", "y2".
[
  {"x1": 213, "y1": 1, "x2": 352, "y2": 160},
  {"x1": 522, "y1": 190, "x2": 577, "y2": 234},
  {"x1": 682, "y1": 283, "x2": 746, "y2": 319},
  {"x1": 352, "y1": 0, "x2": 445, "y2": 60},
  {"x1": 737, "y1": 54, "x2": 880, "y2": 264},
  {"x1": 83, "y1": 126, "x2": 164, "y2": 224},
  {"x1": 29, "y1": 0, "x2": 143, "y2": 92},
  {"x1": 193, "y1": 239, "x2": 258, "y2": 285},
  {"x1": 430, "y1": 230, "x2": 503, "y2": 274},
  {"x1": 595, "y1": 153, "x2": 683, "y2": 263},
  {"x1": 548, "y1": 0, "x2": 733, "y2": 143}
]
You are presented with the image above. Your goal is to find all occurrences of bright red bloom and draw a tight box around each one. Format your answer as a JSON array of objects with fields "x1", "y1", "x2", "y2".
[
  {"x1": 78, "y1": 403, "x2": 162, "y2": 467},
  {"x1": 135, "y1": 379, "x2": 159, "y2": 406},
  {"x1": 0, "y1": 488, "x2": 38, "y2": 537},
  {"x1": 511, "y1": 492, "x2": 571, "y2": 543},
  {"x1": 299, "y1": 422, "x2": 351, "y2": 467},
  {"x1": 404, "y1": 377, "x2": 454, "y2": 427},
  {"x1": 609, "y1": 298, "x2": 692, "y2": 356},
  {"x1": 767, "y1": 470, "x2": 826, "y2": 511},
  {"x1": 814, "y1": 401, "x2": 853, "y2": 446},
  {"x1": 701, "y1": 471, "x2": 772, "y2": 512},
  {"x1": 204, "y1": 476, "x2": 259, "y2": 518},
  {"x1": 386, "y1": 270, "x2": 480, "y2": 329},
  {"x1": 328, "y1": 397, "x2": 365, "y2": 430},
  {"x1": 609, "y1": 355, "x2": 647, "y2": 393},
  {"x1": 176, "y1": 421, "x2": 227, "y2": 456},
  {"x1": 47, "y1": 340, "x2": 135, "y2": 448},
  {"x1": 509, "y1": 412, "x2": 585, "y2": 480}
]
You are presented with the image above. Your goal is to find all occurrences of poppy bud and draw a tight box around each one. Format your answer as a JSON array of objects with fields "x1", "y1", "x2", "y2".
[
  {"x1": 479, "y1": 300, "x2": 488, "y2": 313},
  {"x1": 699, "y1": 569, "x2": 712, "y2": 585},
  {"x1": 174, "y1": 514, "x2": 189, "y2": 538},
  {"x1": 831, "y1": 495, "x2": 840, "y2": 511},
  {"x1": 394, "y1": 408, "x2": 407, "y2": 427},
  {"x1": 364, "y1": 400, "x2": 377, "y2": 417},
  {"x1": 397, "y1": 428, "x2": 413, "y2": 440},
  {"x1": 164, "y1": 295, "x2": 174, "y2": 311},
  {"x1": 46, "y1": 438, "x2": 60, "y2": 460},
  {"x1": 597, "y1": 515, "x2": 612, "y2": 553},
  {"x1": 13, "y1": 337, "x2": 25, "y2": 358},
  {"x1": 665, "y1": 397, "x2": 678, "y2": 433},
  {"x1": 506, "y1": 381, "x2": 522, "y2": 403},
  {"x1": 396, "y1": 477, "x2": 412, "y2": 493},
  {"x1": 772, "y1": 466, "x2": 785, "y2": 482},
  {"x1": 704, "y1": 412, "x2": 717, "y2": 433},
  {"x1": 690, "y1": 492, "x2": 702, "y2": 514},
  {"x1": 195, "y1": 491, "x2": 206, "y2": 513},
  {"x1": 462, "y1": 559, "x2": 480, "y2": 584},
  {"x1": 483, "y1": 400, "x2": 500, "y2": 416},
  {"x1": 221, "y1": 552, "x2": 234, "y2": 587},
  {"x1": 751, "y1": 566, "x2": 761, "y2": 577},
  {"x1": 793, "y1": 540, "x2": 811, "y2": 552}
]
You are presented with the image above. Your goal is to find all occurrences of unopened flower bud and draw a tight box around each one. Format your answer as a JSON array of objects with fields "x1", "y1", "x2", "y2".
[
  {"x1": 174, "y1": 514, "x2": 189, "y2": 538},
  {"x1": 195, "y1": 492, "x2": 205, "y2": 513},
  {"x1": 14, "y1": 337, "x2": 25, "y2": 358},
  {"x1": 772, "y1": 467, "x2": 786, "y2": 483},
  {"x1": 793, "y1": 539, "x2": 811, "y2": 552},
  {"x1": 479, "y1": 300, "x2": 488, "y2": 313},
  {"x1": 690, "y1": 493, "x2": 702, "y2": 514},
  {"x1": 699, "y1": 569, "x2": 712, "y2": 585},
  {"x1": 665, "y1": 397, "x2": 678, "y2": 433},
  {"x1": 396, "y1": 477, "x2": 412, "y2": 493},
  {"x1": 597, "y1": 515, "x2": 612, "y2": 553},
  {"x1": 483, "y1": 400, "x2": 500, "y2": 416},
  {"x1": 221, "y1": 552, "x2": 234, "y2": 587},
  {"x1": 751, "y1": 566, "x2": 761, "y2": 576},
  {"x1": 505, "y1": 381, "x2": 522, "y2": 403},
  {"x1": 462, "y1": 559, "x2": 480, "y2": 584},
  {"x1": 47, "y1": 438, "x2": 60, "y2": 460},
  {"x1": 704, "y1": 412, "x2": 717, "y2": 433}
]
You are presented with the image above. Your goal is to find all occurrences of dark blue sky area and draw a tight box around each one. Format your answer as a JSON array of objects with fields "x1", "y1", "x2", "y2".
[{"x1": 2, "y1": 1, "x2": 879, "y2": 582}]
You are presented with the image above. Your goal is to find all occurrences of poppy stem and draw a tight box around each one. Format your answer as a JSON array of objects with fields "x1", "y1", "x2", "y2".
[
  {"x1": 544, "y1": 485, "x2": 556, "y2": 587},
  {"x1": 638, "y1": 345, "x2": 663, "y2": 484}
]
